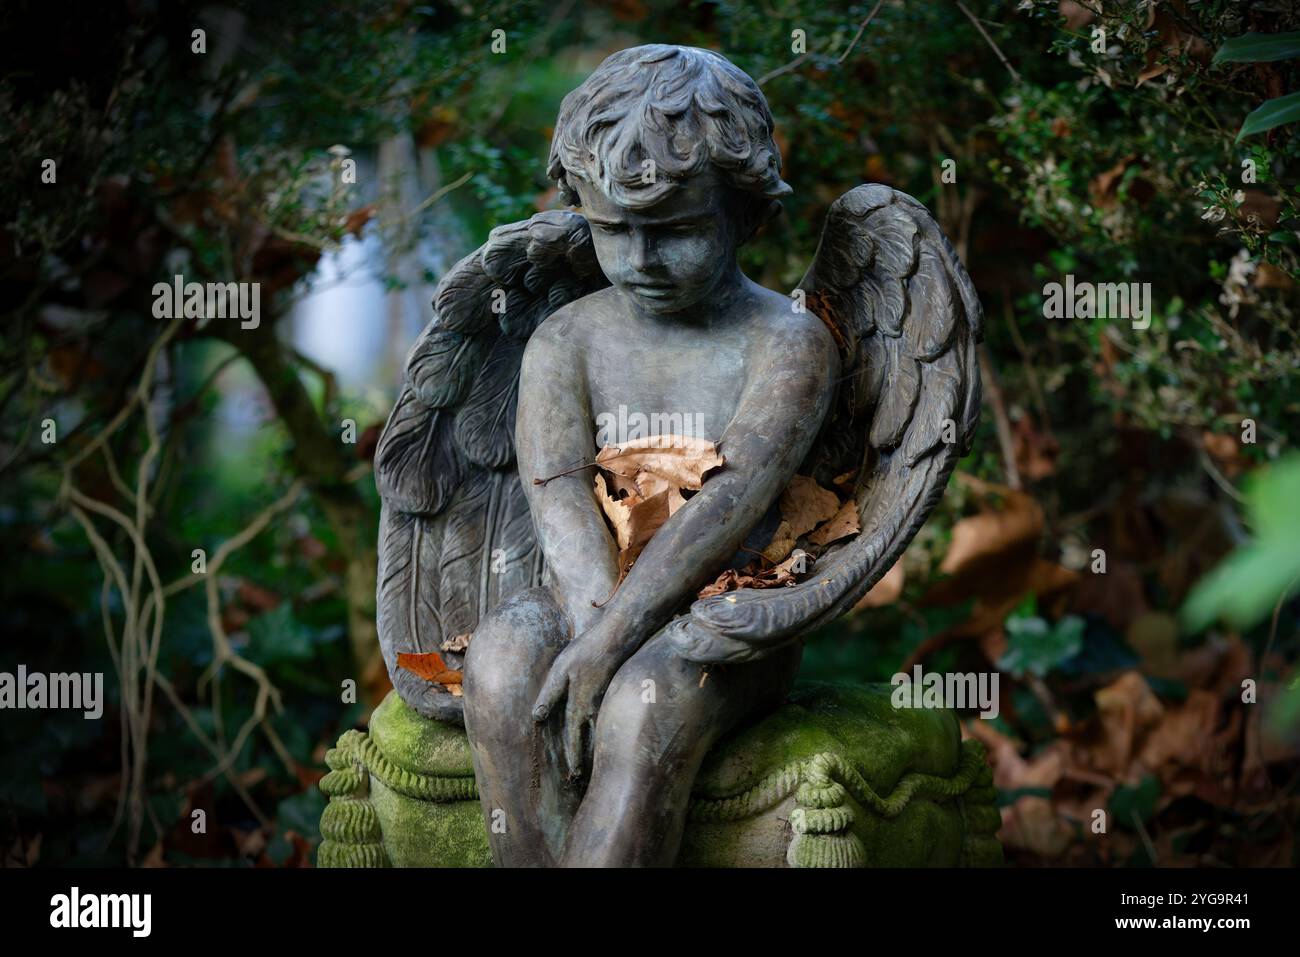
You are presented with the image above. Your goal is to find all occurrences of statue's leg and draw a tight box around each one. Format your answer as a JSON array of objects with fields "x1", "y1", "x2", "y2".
[
  {"x1": 559, "y1": 632, "x2": 803, "y2": 867},
  {"x1": 462, "y1": 587, "x2": 576, "y2": 867}
]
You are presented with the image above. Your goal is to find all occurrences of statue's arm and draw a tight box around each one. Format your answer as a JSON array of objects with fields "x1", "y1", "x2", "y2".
[
  {"x1": 594, "y1": 319, "x2": 839, "y2": 656},
  {"x1": 516, "y1": 317, "x2": 621, "y2": 637}
]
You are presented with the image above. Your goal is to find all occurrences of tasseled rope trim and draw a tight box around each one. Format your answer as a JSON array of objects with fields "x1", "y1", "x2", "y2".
[
  {"x1": 317, "y1": 729, "x2": 998, "y2": 869},
  {"x1": 317, "y1": 731, "x2": 390, "y2": 867},
  {"x1": 688, "y1": 739, "x2": 993, "y2": 868}
]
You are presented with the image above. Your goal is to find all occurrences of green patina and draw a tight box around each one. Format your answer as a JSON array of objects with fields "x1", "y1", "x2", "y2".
[{"x1": 317, "y1": 682, "x2": 1004, "y2": 868}]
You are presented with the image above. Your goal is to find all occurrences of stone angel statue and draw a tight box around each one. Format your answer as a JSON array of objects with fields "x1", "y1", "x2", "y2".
[{"x1": 371, "y1": 44, "x2": 982, "y2": 867}]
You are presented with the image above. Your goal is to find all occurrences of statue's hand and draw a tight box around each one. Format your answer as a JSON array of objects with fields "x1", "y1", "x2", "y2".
[{"x1": 531, "y1": 632, "x2": 624, "y2": 779}]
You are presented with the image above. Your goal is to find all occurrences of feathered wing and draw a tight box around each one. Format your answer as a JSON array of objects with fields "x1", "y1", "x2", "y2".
[
  {"x1": 667, "y1": 184, "x2": 983, "y2": 664},
  {"x1": 374, "y1": 210, "x2": 608, "y2": 721}
]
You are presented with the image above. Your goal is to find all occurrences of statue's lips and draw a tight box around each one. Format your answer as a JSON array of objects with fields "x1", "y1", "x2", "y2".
[{"x1": 626, "y1": 281, "x2": 674, "y2": 299}]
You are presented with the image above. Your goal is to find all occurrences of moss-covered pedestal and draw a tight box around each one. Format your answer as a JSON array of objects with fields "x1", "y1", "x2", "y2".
[{"x1": 318, "y1": 683, "x2": 1003, "y2": 868}]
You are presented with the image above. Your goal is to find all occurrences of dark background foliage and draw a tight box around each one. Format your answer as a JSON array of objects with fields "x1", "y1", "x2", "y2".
[{"x1": 1, "y1": 0, "x2": 1297, "y2": 868}]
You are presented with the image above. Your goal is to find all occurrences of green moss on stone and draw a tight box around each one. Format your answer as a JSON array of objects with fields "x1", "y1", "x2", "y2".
[
  {"x1": 368, "y1": 776, "x2": 491, "y2": 868},
  {"x1": 367, "y1": 688, "x2": 476, "y2": 777},
  {"x1": 320, "y1": 683, "x2": 1002, "y2": 868}
]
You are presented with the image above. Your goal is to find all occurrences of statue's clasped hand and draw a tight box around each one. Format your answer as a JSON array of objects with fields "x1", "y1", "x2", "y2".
[{"x1": 532, "y1": 626, "x2": 627, "y2": 779}]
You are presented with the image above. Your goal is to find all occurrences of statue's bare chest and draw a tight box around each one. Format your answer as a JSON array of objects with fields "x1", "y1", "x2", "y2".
[{"x1": 584, "y1": 322, "x2": 750, "y2": 444}]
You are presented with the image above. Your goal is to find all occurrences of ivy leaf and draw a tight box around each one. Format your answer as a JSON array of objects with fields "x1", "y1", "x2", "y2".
[
  {"x1": 1236, "y1": 91, "x2": 1300, "y2": 141},
  {"x1": 1182, "y1": 455, "x2": 1300, "y2": 630},
  {"x1": 1110, "y1": 774, "x2": 1161, "y2": 828},
  {"x1": 998, "y1": 614, "x2": 1085, "y2": 678},
  {"x1": 1213, "y1": 31, "x2": 1300, "y2": 64}
]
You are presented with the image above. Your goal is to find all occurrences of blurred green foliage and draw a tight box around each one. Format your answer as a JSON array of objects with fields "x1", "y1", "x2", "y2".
[{"x1": 0, "y1": 0, "x2": 1297, "y2": 867}]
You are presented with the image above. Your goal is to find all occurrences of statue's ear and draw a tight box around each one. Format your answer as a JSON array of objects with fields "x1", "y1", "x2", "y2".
[
  {"x1": 555, "y1": 175, "x2": 581, "y2": 209},
  {"x1": 736, "y1": 197, "x2": 783, "y2": 246}
]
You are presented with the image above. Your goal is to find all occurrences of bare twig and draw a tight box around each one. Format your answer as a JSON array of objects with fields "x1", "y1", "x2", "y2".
[
  {"x1": 978, "y1": 345, "x2": 1022, "y2": 490},
  {"x1": 837, "y1": 0, "x2": 887, "y2": 64},
  {"x1": 955, "y1": 1, "x2": 1021, "y2": 83},
  {"x1": 61, "y1": 318, "x2": 302, "y2": 860},
  {"x1": 757, "y1": 51, "x2": 813, "y2": 86}
]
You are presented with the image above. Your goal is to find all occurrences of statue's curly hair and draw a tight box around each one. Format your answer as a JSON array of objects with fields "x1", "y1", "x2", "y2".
[{"x1": 547, "y1": 44, "x2": 792, "y2": 242}]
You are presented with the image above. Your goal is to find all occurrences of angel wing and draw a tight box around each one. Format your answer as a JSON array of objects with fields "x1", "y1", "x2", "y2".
[
  {"x1": 666, "y1": 184, "x2": 983, "y2": 663},
  {"x1": 374, "y1": 210, "x2": 608, "y2": 721}
]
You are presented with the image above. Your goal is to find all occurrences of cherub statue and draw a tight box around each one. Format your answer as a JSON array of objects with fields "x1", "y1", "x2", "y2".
[{"x1": 372, "y1": 44, "x2": 981, "y2": 867}]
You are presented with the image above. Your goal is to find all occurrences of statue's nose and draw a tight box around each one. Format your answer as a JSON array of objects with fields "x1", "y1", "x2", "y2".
[{"x1": 628, "y1": 231, "x2": 659, "y2": 272}]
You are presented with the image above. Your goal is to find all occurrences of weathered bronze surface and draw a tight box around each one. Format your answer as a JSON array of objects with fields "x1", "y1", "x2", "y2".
[{"x1": 371, "y1": 44, "x2": 982, "y2": 866}]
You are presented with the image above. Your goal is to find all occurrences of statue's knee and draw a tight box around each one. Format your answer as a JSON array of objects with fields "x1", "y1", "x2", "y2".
[
  {"x1": 595, "y1": 658, "x2": 699, "y2": 765},
  {"x1": 464, "y1": 588, "x2": 565, "y2": 705},
  {"x1": 462, "y1": 632, "x2": 510, "y2": 707}
]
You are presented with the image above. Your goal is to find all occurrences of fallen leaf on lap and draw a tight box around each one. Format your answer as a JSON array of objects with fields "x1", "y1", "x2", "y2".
[
  {"x1": 440, "y1": 632, "x2": 471, "y2": 653},
  {"x1": 761, "y1": 519, "x2": 796, "y2": 563},
  {"x1": 697, "y1": 549, "x2": 809, "y2": 599},
  {"x1": 595, "y1": 435, "x2": 723, "y2": 494},
  {"x1": 808, "y1": 498, "x2": 861, "y2": 545},
  {"x1": 594, "y1": 473, "x2": 670, "y2": 552},
  {"x1": 632, "y1": 470, "x2": 687, "y2": 515},
  {"x1": 779, "y1": 474, "x2": 840, "y2": 538},
  {"x1": 397, "y1": 651, "x2": 462, "y2": 687}
]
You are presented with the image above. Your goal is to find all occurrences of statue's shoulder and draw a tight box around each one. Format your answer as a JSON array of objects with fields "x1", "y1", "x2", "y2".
[
  {"x1": 522, "y1": 286, "x2": 618, "y2": 367},
  {"x1": 749, "y1": 284, "x2": 840, "y2": 371}
]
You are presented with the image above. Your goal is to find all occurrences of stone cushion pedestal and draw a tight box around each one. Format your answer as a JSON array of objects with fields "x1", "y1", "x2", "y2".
[{"x1": 318, "y1": 683, "x2": 1003, "y2": 868}]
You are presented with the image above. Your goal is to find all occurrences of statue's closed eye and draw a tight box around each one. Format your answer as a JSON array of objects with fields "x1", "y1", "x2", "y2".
[{"x1": 591, "y1": 222, "x2": 701, "y2": 235}]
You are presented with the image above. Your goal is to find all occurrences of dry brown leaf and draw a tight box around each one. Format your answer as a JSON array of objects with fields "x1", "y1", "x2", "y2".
[
  {"x1": 1254, "y1": 263, "x2": 1295, "y2": 289},
  {"x1": 1090, "y1": 155, "x2": 1138, "y2": 209},
  {"x1": 604, "y1": 469, "x2": 642, "y2": 500},
  {"x1": 1138, "y1": 690, "x2": 1221, "y2": 775},
  {"x1": 761, "y1": 520, "x2": 796, "y2": 564},
  {"x1": 594, "y1": 473, "x2": 670, "y2": 552},
  {"x1": 1012, "y1": 414, "x2": 1060, "y2": 481},
  {"x1": 586, "y1": 436, "x2": 724, "y2": 602},
  {"x1": 939, "y1": 475, "x2": 1043, "y2": 577},
  {"x1": 396, "y1": 651, "x2": 462, "y2": 686},
  {"x1": 1090, "y1": 671, "x2": 1164, "y2": 778},
  {"x1": 697, "y1": 549, "x2": 809, "y2": 599},
  {"x1": 697, "y1": 563, "x2": 796, "y2": 599},
  {"x1": 1201, "y1": 430, "x2": 1245, "y2": 478},
  {"x1": 698, "y1": 569, "x2": 743, "y2": 599},
  {"x1": 773, "y1": 548, "x2": 809, "y2": 575},
  {"x1": 853, "y1": 559, "x2": 904, "y2": 609},
  {"x1": 1125, "y1": 612, "x2": 1179, "y2": 678},
  {"x1": 831, "y1": 470, "x2": 858, "y2": 492},
  {"x1": 1135, "y1": 60, "x2": 1168, "y2": 86},
  {"x1": 966, "y1": 720, "x2": 1074, "y2": 858},
  {"x1": 1058, "y1": 0, "x2": 1095, "y2": 31},
  {"x1": 1001, "y1": 796, "x2": 1075, "y2": 859},
  {"x1": 633, "y1": 470, "x2": 688, "y2": 515},
  {"x1": 808, "y1": 498, "x2": 861, "y2": 546},
  {"x1": 1174, "y1": 634, "x2": 1250, "y2": 700},
  {"x1": 595, "y1": 435, "x2": 723, "y2": 492},
  {"x1": 779, "y1": 474, "x2": 840, "y2": 538},
  {"x1": 928, "y1": 557, "x2": 1078, "y2": 636},
  {"x1": 440, "y1": 632, "x2": 471, "y2": 653}
]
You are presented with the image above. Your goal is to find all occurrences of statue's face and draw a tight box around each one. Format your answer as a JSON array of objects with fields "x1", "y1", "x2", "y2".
[{"x1": 575, "y1": 172, "x2": 739, "y2": 315}]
